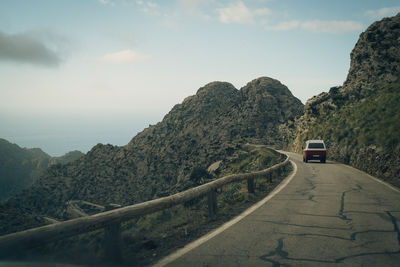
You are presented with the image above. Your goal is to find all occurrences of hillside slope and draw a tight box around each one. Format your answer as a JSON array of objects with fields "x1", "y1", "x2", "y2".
[
  {"x1": 5, "y1": 77, "x2": 303, "y2": 229},
  {"x1": 0, "y1": 139, "x2": 84, "y2": 201},
  {"x1": 286, "y1": 13, "x2": 400, "y2": 185}
]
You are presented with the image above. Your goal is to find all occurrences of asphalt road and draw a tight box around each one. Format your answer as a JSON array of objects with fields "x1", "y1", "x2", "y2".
[{"x1": 161, "y1": 152, "x2": 400, "y2": 266}]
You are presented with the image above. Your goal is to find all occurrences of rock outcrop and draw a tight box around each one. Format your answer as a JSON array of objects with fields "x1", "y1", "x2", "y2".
[{"x1": 343, "y1": 14, "x2": 400, "y2": 96}]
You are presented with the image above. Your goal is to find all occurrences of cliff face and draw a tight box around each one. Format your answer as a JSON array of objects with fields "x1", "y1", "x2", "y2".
[
  {"x1": 343, "y1": 14, "x2": 400, "y2": 96},
  {"x1": 5, "y1": 77, "x2": 303, "y2": 228},
  {"x1": 286, "y1": 13, "x2": 400, "y2": 186}
]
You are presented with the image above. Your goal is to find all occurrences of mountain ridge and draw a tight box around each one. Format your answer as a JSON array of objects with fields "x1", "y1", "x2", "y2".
[{"x1": 2, "y1": 76, "x2": 303, "y2": 233}]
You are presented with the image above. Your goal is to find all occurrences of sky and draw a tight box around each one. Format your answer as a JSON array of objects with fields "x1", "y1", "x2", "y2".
[{"x1": 1, "y1": 0, "x2": 399, "y2": 156}]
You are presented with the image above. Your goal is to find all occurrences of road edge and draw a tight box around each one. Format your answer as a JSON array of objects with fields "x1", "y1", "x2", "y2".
[
  {"x1": 340, "y1": 163, "x2": 400, "y2": 193},
  {"x1": 153, "y1": 159, "x2": 298, "y2": 267},
  {"x1": 284, "y1": 150, "x2": 399, "y2": 193}
]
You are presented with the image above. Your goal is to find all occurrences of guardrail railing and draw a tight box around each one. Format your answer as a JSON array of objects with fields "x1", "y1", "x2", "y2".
[{"x1": 0, "y1": 150, "x2": 290, "y2": 261}]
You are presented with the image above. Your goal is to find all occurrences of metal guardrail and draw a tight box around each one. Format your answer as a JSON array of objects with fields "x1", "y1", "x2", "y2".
[{"x1": 0, "y1": 150, "x2": 289, "y2": 261}]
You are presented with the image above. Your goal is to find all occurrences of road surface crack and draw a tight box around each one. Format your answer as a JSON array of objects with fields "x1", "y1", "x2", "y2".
[
  {"x1": 259, "y1": 238, "x2": 335, "y2": 265},
  {"x1": 256, "y1": 220, "x2": 349, "y2": 230},
  {"x1": 295, "y1": 173, "x2": 318, "y2": 203},
  {"x1": 259, "y1": 211, "x2": 400, "y2": 265},
  {"x1": 339, "y1": 185, "x2": 362, "y2": 221}
]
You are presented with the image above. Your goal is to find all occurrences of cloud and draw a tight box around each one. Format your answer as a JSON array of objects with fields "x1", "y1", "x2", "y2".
[
  {"x1": 253, "y1": 8, "x2": 270, "y2": 16},
  {"x1": 98, "y1": 0, "x2": 115, "y2": 5},
  {"x1": 217, "y1": 1, "x2": 270, "y2": 24},
  {"x1": 218, "y1": 2, "x2": 253, "y2": 24},
  {"x1": 136, "y1": 1, "x2": 157, "y2": 8},
  {"x1": 0, "y1": 30, "x2": 64, "y2": 67},
  {"x1": 147, "y1": 1, "x2": 158, "y2": 8},
  {"x1": 99, "y1": 0, "x2": 158, "y2": 8},
  {"x1": 179, "y1": 0, "x2": 211, "y2": 7},
  {"x1": 178, "y1": 1, "x2": 213, "y2": 12},
  {"x1": 300, "y1": 20, "x2": 364, "y2": 34},
  {"x1": 175, "y1": 0, "x2": 214, "y2": 21},
  {"x1": 248, "y1": 0, "x2": 273, "y2": 2},
  {"x1": 136, "y1": 0, "x2": 160, "y2": 14},
  {"x1": 264, "y1": 19, "x2": 364, "y2": 34},
  {"x1": 264, "y1": 20, "x2": 300, "y2": 31},
  {"x1": 101, "y1": 49, "x2": 150, "y2": 63},
  {"x1": 364, "y1": 6, "x2": 400, "y2": 19}
]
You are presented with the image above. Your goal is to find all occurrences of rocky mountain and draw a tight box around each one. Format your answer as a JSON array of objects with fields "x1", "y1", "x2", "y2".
[
  {"x1": 0, "y1": 138, "x2": 84, "y2": 201},
  {"x1": 2, "y1": 77, "x2": 303, "y2": 232},
  {"x1": 49, "y1": 150, "x2": 85, "y2": 166},
  {"x1": 285, "y1": 13, "x2": 400, "y2": 186}
]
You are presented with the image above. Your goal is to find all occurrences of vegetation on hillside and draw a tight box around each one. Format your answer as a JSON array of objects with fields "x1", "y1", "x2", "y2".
[
  {"x1": 301, "y1": 80, "x2": 400, "y2": 151},
  {"x1": 0, "y1": 139, "x2": 84, "y2": 201},
  {"x1": 292, "y1": 79, "x2": 400, "y2": 186}
]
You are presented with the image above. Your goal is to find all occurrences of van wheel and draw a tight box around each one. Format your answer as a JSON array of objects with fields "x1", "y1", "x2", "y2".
[
  {"x1": 321, "y1": 158, "x2": 326, "y2": 163},
  {"x1": 305, "y1": 158, "x2": 308, "y2": 163}
]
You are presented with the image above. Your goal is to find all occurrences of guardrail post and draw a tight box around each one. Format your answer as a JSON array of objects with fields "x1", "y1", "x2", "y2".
[
  {"x1": 247, "y1": 178, "x2": 254, "y2": 193},
  {"x1": 207, "y1": 190, "x2": 217, "y2": 217},
  {"x1": 104, "y1": 221, "x2": 122, "y2": 263}
]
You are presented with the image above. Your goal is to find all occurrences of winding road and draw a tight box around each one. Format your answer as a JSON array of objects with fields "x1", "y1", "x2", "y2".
[{"x1": 159, "y1": 152, "x2": 400, "y2": 266}]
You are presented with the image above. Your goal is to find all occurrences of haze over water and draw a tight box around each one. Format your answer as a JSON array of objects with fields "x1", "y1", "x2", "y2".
[{"x1": 0, "y1": 112, "x2": 163, "y2": 156}]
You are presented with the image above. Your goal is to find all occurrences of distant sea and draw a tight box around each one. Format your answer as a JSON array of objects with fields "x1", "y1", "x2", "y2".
[{"x1": 0, "y1": 112, "x2": 163, "y2": 156}]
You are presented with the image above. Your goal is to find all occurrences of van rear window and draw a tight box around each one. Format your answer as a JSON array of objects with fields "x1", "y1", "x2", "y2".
[{"x1": 309, "y1": 143, "x2": 325, "y2": 149}]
